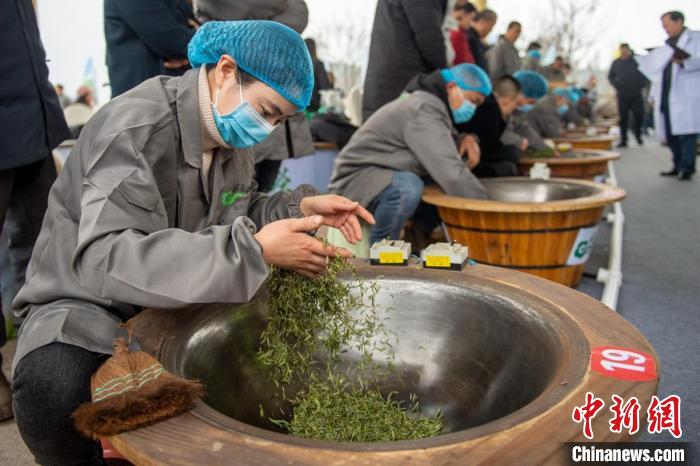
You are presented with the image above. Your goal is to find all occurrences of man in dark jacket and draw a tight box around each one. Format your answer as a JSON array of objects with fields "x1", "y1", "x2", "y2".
[
  {"x1": 194, "y1": 0, "x2": 309, "y2": 33},
  {"x1": 468, "y1": 8, "x2": 498, "y2": 71},
  {"x1": 362, "y1": 0, "x2": 449, "y2": 121},
  {"x1": 0, "y1": 0, "x2": 71, "y2": 421},
  {"x1": 105, "y1": 0, "x2": 195, "y2": 97},
  {"x1": 458, "y1": 75, "x2": 522, "y2": 177},
  {"x1": 608, "y1": 43, "x2": 649, "y2": 147}
]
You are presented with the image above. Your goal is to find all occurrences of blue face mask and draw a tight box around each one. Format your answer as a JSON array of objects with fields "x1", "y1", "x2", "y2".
[
  {"x1": 212, "y1": 79, "x2": 275, "y2": 148},
  {"x1": 452, "y1": 97, "x2": 477, "y2": 124},
  {"x1": 527, "y1": 50, "x2": 542, "y2": 60},
  {"x1": 557, "y1": 104, "x2": 570, "y2": 115},
  {"x1": 518, "y1": 103, "x2": 534, "y2": 113}
]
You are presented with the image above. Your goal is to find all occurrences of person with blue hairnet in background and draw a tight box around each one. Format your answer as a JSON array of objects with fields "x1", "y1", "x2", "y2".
[
  {"x1": 329, "y1": 63, "x2": 489, "y2": 249},
  {"x1": 501, "y1": 70, "x2": 551, "y2": 153},
  {"x1": 10, "y1": 21, "x2": 374, "y2": 465},
  {"x1": 525, "y1": 86, "x2": 579, "y2": 139}
]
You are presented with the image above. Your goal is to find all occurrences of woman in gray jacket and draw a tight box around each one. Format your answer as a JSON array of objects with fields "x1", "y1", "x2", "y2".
[{"x1": 11, "y1": 21, "x2": 372, "y2": 465}]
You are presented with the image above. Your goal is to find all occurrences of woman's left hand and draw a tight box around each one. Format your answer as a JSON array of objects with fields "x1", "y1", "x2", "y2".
[{"x1": 299, "y1": 195, "x2": 375, "y2": 244}]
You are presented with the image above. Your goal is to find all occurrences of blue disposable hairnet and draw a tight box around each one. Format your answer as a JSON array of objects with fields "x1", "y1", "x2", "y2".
[
  {"x1": 513, "y1": 70, "x2": 548, "y2": 99},
  {"x1": 568, "y1": 87, "x2": 583, "y2": 103},
  {"x1": 440, "y1": 64, "x2": 493, "y2": 96},
  {"x1": 552, "y1": 87, "x2": 579, "y2": 103},
  {"x1": 188, "y1": 21, "x2": 314, "y2": 110}
]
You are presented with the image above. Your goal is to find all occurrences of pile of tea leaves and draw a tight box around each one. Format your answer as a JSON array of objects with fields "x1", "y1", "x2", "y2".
[{"x1": 257, "y1": 255, "x2": 443, "y2": 442}]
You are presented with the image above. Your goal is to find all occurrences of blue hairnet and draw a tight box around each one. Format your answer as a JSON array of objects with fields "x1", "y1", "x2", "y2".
[
  {"x1": 188, "y1": 21, "x2": 314, "y2": 110},
  {"x1": 552, "y1": 87, "x2": 579, "y2": 103},
  {"x1": 440, "y1": 64, "x2": 492, "y2": 96},
  {"x1": 513, "y1": 70, "x2": 548, "y2": 99},
  {"x1": 568, "y1": 87, "x2": 583, "y2": 104}
]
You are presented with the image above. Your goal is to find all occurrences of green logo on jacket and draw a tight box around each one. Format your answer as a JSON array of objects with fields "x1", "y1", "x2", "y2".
[{"x1": 221, "y1": 191, "x2": 246, "y2": 206}]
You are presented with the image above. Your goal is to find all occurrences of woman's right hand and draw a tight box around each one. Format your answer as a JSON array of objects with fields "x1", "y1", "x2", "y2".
[{"x1": 253, "y1": 216, "x2": 352, "y2": 278}]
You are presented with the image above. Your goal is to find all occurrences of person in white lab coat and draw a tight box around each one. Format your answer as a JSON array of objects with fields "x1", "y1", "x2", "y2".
[{"x1": 642, "y1": 11, "x2": 700, "y2": 180}]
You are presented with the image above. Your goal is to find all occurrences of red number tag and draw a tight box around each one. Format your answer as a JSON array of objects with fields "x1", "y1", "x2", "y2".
[{"x1": 590, "y1": 346, "x2": 657, "y2": 382}]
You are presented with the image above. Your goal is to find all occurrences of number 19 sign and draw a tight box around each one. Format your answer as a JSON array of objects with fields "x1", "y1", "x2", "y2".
[{"x1": 590, "y1": 346, "x2": 657, "y2": 382}]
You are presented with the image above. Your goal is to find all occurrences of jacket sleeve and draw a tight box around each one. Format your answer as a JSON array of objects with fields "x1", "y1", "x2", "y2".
[
  {"x1": 486, "y1": 44, "x2": 501, "y2": 78},
  {"x1": 246, "y1": 183, "x2": 318, "y2": 227},
  {"x1": 114, "y1": 0, "x2": 194, "y2": 59},
  {"x1": 402, "y1": 0, "x2": 448, "y2": 70},
  {"x1": 72, "y1": 132, "x2": 269, "y2": 308},
  {"x1": 529, "y1": 107, "x2": 562, "y2": 138},
  {"x1": 403, "y1": 108, "x2": 488, "y2": 199},
  {"x1": 608, "y1": 61, "x2": 618, "y2": 88}
]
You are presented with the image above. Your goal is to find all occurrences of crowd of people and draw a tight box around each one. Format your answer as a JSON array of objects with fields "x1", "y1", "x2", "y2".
[{"x1": 0, "y1": 0, "x2": 698, "y2": 464}]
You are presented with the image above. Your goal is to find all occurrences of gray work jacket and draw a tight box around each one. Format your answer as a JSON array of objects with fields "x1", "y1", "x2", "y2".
[
  {"x1": 526, "y1": 95, "x2": 564, "y2": 139},
  {"x1": 328, "y1": 90, "x2": 487, "y2": 208},
  {"x1": 501, "y1": 110, "x2": 549, "y2": 151},
  {"x1": 11, "y1": 69, "x2": 315, "y2": 374},
  {"x1": 486, "y1": 37, "x2": 521, "y2": 80}
]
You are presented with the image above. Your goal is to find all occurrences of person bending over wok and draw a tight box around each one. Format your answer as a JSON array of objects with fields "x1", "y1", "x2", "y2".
[
  {"x1": 10, "y1": 21, "x2": 373, "y2": 465},
  {"x1": 329, "y1": 64, "x2": 490, "y2": 245}
]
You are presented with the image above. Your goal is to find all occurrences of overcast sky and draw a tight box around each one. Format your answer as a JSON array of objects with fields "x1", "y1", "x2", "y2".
[{"x1": 37, "y1": 0, "x2": 700, "y2": 102}]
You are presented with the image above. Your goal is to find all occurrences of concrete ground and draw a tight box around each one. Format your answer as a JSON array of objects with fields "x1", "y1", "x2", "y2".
[{"x1": 0, "y1": 138, "x2": 696, "y2": 463}]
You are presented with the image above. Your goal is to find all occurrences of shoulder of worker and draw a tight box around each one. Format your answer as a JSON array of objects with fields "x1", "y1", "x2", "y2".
[
  {"x1": 404, "y1": 91, "x2": 451, "y2": 120},
  {"x1": 81, "y1": 76, "x2": 180, "y2": 160}
]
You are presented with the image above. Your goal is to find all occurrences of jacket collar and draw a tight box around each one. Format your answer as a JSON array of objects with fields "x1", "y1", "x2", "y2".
[
  {"x1": 176, "y1": 69, "x2": 203, "y2": 168},
  {"x1": 677, "y1": 28, "x2": 691, "y2": 48}
]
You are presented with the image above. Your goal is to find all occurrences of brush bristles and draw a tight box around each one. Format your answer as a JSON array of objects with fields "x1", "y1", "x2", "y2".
[{"x1": 73, "y1": 373, "x2": 204, "y2": 439}]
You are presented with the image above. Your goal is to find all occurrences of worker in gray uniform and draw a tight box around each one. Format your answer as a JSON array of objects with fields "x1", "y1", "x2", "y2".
[
  {"x1": 329, "y1": 63, "x2": 490, "y2": 245},
  {"x1": 526, "y1": 87, "x2": 578, "y2": 139},
  {"x1": 10, "y1": 21, "x2": 373, "y2": 465},
  {"x1": 501, "y1": 70, "x2": 551, "y2": 152}
]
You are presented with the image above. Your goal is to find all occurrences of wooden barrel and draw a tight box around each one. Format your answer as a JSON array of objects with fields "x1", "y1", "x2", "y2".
[
  {"x1": 422, "y1": 178, "x2": 625, "y2": 287},
  {"x1": 554, "y1": 135, "x2": 615, "y2": 151},
  {"x1": 112, "y1": 262, "x2": 657, "y2": 465},
  {"x1": 518, "y1": 149, "x2": 621, "y2": 180}
]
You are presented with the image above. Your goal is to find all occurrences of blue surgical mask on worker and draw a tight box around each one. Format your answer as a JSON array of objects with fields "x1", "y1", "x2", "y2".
[
  {"x1": 557, "y1": 104, "x2": 570, "y2": 115},
  {"x1": 452, "y1": 94, "x2": 477, "y2": 124},
  {"x1": 527, "y1": 50, "x2": 541, "y2": 60},
  {"x1": 518, "y1": 103, "x2": 534, "y2": 113},
  {"x1": 212, "y1": 76, "x2": 275, "y2": 148}
]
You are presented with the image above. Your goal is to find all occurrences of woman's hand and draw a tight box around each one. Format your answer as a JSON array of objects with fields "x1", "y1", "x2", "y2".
[
  {"x1": 459, "y1": 135, "x2": 481, "y2": 169},
  {"x1": 254, "y1": 216, "x2": 352, "y2": 278},
  {"x1": 299, "y1": 195, "x2": 375, "y2": 244}
]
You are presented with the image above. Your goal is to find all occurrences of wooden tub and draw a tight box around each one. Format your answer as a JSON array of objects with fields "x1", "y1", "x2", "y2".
[
  {"x1": 112, "y1": 261, "x2": 657, "y2": 465},
  {"x1": 554, "y1": 135, "x2": 616, "y2": 151},
  {"x1": 422, "y1": 178, "x2": 625, "y2": 286},
  {"x1": 518, "y1": 149, "x2": 621, "y2": 180}
]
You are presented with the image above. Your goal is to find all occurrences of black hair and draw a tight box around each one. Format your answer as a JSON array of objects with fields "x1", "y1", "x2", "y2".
[
  {"x1": 475, "y1": 9, "x2": 498, "y2": 23},
  {"x1": 454, "y1": 1, "x2": 477, "y2": 14},
  {"x1": 661, "y1": 11, "x2": 684, "y2": 24},
  {"x1": 508, "y1": 21, "x2": 522, "y2": 30},
  {"x1": 494, "y1": 75, "x2": 521, "y2": 97},
  {"x1": 527, "y1": 42, "x2": 542, "y2": 51},
  {"x1": 304, "y1": 38, "x2": 318, "y2": 61},
  {"x1": 620, "y1": 43, "x2": 630, "y2": 49},
  {"x1": 555, "y1": 56, "x2": 564, "y2": 62}
]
